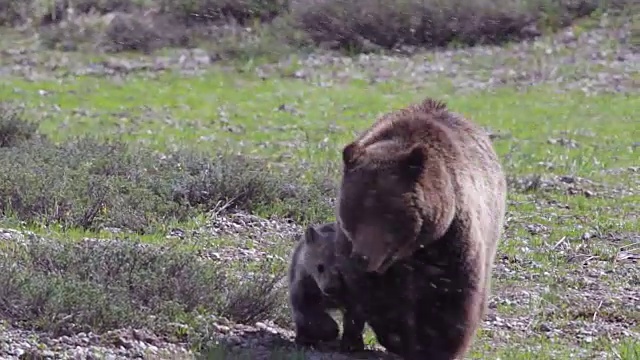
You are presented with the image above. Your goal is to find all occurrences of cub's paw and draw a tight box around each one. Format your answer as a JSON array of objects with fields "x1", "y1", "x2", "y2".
[
  {"x1": 294, "y1": 321, "x2": 339, "y2": 346},
  {"x1": 339, "y1": 336, "x2": 365, "y2": 353},
  {"x1": 294, "y1": 334, "x2": 320, "y2": 347}
]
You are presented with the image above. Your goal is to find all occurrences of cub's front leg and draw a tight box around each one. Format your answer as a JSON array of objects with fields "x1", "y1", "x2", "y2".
[
  {"x1": 290, "y1": 277, "x2": 340, "y2": 346},
  {"x1": 293, "y1": 309, "x2": 340, "y2": 346}
]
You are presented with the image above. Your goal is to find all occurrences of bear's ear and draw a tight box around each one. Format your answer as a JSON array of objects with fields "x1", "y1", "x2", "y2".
[
  {"x1": 342, "y1": 142, "x2": 364, "y2": 169},
  {"x1": 401, "y1": 144, "x2": 427, "y2": 179},
  {"x1": 304, "y1": 226, "x2": 318, "y2": 244}
]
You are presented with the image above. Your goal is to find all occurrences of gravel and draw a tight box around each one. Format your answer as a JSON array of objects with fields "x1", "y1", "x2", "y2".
[
  {"x1": 0, "y1": 325, "x2": 193, "y2": 359},
  {"x1": 0, "y1": 318, "x2": 401, "y2": 360}
]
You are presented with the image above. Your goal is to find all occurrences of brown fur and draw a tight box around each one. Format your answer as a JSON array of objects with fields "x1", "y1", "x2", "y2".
[
  {"x1": 287, "y1": 224, "x2": 367, "y2": 352},
  {"x1": 336, "y1": 98, "x2": 507, "y2": 359}
]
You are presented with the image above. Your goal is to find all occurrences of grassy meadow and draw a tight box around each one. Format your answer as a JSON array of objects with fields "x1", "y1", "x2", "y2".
[{"x1": 0, "y1": 0, "x2": 639, "y2": 359}]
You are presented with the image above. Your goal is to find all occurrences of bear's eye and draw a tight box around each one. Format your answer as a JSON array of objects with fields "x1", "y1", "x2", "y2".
[{"x1": 317, "y1": 264, "x2": 325, "y2": 273}]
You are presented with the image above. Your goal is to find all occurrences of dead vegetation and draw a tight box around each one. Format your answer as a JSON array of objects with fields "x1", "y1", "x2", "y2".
[{"x1": 1, "y1": 0, "x2": 636, "y2": 55}]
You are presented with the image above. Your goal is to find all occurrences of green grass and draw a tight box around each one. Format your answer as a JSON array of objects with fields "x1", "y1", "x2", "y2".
[
  {"x1": 1, "y1": 72, "x2": 637, "y2": 176},
  {"x1": 0, "y1": 35, "x2": 639, "y2": 359}
]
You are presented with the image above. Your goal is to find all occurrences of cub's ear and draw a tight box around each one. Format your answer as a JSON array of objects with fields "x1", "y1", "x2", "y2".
[
  {"x1": 342, "y1": 142, "x2": 364, "y2": 169},
  {"x1": 401, "y1": 144, "x2": 428, "y2": 179},
  {"x1": 303, "y1": 226, "x2": 318, "y2": 244}
]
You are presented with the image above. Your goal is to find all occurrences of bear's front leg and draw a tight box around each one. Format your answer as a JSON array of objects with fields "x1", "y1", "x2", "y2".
[
  {"x1": 339, "y1": 303, "x2": 366, "y2": 352},
  {"x1": 398, "y1": 266, "x2": 420, "y2": 360}
]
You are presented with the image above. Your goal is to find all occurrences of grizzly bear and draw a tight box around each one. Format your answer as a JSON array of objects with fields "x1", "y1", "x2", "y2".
[
  {"x1": 336, "y1": 98, "x2": 507, "y2": 359},
  {"x1": 287, "y1": 223, "x2": 367, "y2": 352}
]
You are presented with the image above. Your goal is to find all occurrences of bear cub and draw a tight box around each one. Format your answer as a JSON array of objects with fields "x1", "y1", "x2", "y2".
[{"x1": 287, "y1": 223, "x2": 366, "y2": 352}]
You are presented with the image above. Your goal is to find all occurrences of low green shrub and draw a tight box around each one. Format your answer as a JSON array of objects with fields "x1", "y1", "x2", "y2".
[
  {"x1": 0, "y1": 108, "x2": 332, "y2": 233},
  {"x1": 0, "y1": 237, "x2": 286, "y2": 336}
]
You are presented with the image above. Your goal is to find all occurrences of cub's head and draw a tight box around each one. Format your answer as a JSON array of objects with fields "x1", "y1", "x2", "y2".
[
  {"x1": 298, "y1": 225, "x2": 344, "y2": 298},
  {"x1": 338, "y1": 141, "x2": 427, "y2": 274}
]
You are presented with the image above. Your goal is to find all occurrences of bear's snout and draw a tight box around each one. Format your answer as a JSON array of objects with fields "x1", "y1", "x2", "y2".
[{"x1": 350, "y1": 231, "x2": 398, "y2": 274}]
